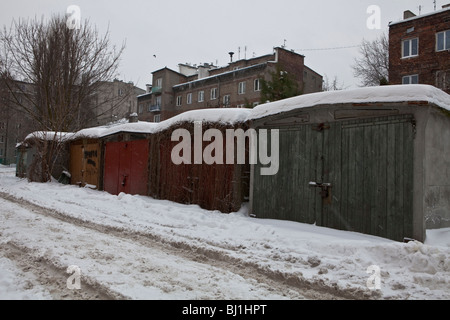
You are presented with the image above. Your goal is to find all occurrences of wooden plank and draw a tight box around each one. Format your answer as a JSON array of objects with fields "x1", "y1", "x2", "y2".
[
  {"x1": 363, "y1": 124, "x2": 373, "y2": 235},
  {"x1": 386, "y1": 122, "x2": 399, "y2": 240},
  {"x1": 403, "y1": 119, "x2": 414, "y2": 239},
  {"x1": 353, "y1": 126, "x2": 365, "y2": 233},
  {"x1": 325, "y1": 122, "x2": 342, "y2": 230}
]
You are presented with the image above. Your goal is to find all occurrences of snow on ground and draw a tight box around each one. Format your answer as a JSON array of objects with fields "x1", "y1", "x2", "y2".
[{"x1": 0, "y1": 165, "x2": 449, "y2": 300}]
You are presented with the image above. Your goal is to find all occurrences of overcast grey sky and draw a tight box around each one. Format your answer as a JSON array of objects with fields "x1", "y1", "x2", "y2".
[{"x1": 1, "y1": 0, "x2": 448, "y2": 89}]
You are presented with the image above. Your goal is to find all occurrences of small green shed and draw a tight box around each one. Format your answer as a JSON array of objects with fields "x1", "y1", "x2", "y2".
[{"x1": 248, "y1": 85, "x2": 450, "y2": 242}]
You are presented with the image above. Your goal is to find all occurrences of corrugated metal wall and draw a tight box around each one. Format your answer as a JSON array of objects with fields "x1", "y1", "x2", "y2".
[{"x1": 149, "y1": 123, "x2": 249, "y2": 213}]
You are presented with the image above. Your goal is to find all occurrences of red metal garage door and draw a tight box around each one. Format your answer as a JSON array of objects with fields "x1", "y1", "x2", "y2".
[{"x1": 104, "y1": 140, "x2": 149, "y2": 196}]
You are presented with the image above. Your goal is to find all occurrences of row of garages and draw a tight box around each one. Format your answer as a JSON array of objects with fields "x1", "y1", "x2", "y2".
[{"x1": 15, "y1": 85, "x2": 450, "y2": 242}]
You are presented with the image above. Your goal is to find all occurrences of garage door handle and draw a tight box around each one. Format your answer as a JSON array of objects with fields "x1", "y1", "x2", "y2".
[
  {"x1": 122, "y1": 174, "x2": 128, "y2": 186},
  {"x1": 309, "y1": 182, "x2": 332, "y2": 200},
  {"x1": 309, "y1": 182, "x2": 332, "y2": 188}
]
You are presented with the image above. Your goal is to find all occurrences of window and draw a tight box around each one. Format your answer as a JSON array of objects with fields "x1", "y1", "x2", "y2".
[
  {"x1": 210, "y1": 88, "x2": 217, "y2": 100},
  {"x1": 402, "y1": 38, "x2": 419, "y2": 58},
  {"x1": 118, "y1": 88, "x2": 124, "y2": 96},
  {"x1": 176, "y1": 96, "x2": 182, "y2": 106},
  {"x1": 0, "y1": 149, "x2": 3, "y2": 156},
  {"x1": 238, "y1": 81, "x2": 246, "y2": 94},
  {"x1": 154, "y1": 114, "x2": 161, "y2": 123},
  {"x1": 138, "y1": 104, "x2": 143, "y2": 114},
  {"x1": 223, "y1": 95, "x2": 230, "y2": 106},
  {"x1": 0, "y1": 136, "x2": 4, "y2": 143},
  {"x1": 402, "y1": 74, "x2": 419, "y2": 84},
  {"x1": 156, "y1": 78, "x2": 163, "y2": 88},
  {"x1": 147, "y1": 103, "x2": 152, "y2": 112},
  {"x1": 198, "y1": 91, "x2": 204, "y2": 102},
  {"x1": 437, "y1": 30, "x2": 450, "y2": 51},
  {"x1": 187, "y1": 93, "x2": 192, "y2": 105},
  {"x1": 156, "y1": 96, "x2": 161, "y2": 107},
  {"x1": 254, "y1": 79, "x2": 261, "y2": 91}
]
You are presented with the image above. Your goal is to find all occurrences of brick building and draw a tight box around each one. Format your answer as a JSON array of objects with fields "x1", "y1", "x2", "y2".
[
  {"x1": 138, "y1": 47, "x2": 322, "y2": 122},
  {"x1": 0, "y1": 81, "x2": 36, "y2": 165},
  {"x1": 88, "y1": 79, "x2": 145, "y2": 127},
  {"x1": 389, "y1": 4, "x2": 450, "y2": 94}
]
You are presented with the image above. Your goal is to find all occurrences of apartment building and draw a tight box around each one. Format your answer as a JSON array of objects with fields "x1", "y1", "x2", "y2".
[
  {"x1": 389, "y1": 4, "x2": 450, "y2": 94},
  {"x1": 0, "y1": 81, "x2": 36, "y2": 165},
  {"x1": 138, "y1": 47, "x2": 322, "y2": 122},
  {"x1": 88, "y1": 79, "x2": 145, "y2": 127}
]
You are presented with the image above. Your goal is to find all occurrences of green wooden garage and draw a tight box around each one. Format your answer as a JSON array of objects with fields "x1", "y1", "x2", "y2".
[{"x1": 248, "y1": 85, "x2": 450, "y2": 242}]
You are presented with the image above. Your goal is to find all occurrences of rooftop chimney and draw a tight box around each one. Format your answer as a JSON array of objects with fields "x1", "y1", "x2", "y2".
[
  {"x1": 128, "y1": 113, "x2": 138, "y2": 123},
  {"x1": 404, "y1": 10, "x2": 416, "y2": 19}
]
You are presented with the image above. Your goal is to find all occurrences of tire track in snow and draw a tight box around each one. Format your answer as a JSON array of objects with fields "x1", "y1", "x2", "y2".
[
  {"x1": 0, "y1": 241, "x2": 125, "y2": 300},
  {"x1": 0, "y1": 191, "x2": 378, "y2": 300}
]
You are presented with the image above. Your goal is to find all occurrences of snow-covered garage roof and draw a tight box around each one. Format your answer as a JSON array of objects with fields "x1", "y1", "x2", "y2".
[
  {"x1": 23, "y1": 85, "x2": 450, "y2": 143},
  {"x1": 248, "y1": 84, "x2": 450, "y2": 121}
]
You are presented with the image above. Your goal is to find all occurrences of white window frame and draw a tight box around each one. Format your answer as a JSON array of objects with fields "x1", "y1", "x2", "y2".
[
  {"x1": 153, "y1": 114, "x2": 161, "y2": 123},
  {"x1": 138, "y1": 104, "x2": 143, "y2": 114},
  {"x1": 156, "y1": 96, "x2": 161, "y2": 107},
  {"x1": 156, "y1": 78, "x2": 163, "y2": 88},
  {"x1": 402, "y1": 38, "x2": 419, "y2": 58},
  {"x1": 436, "y1": 30, "x2": 450, "y2": 52},
  {"x1": 254, "y1": 79, "x2": 261, "y2": 92},
  {"x1": 402, "y1": 74, "x2": 419, "y2": 85},
  {"x1": 198, "y1": 91, "x2": 204, "y2": 102},
  {"x1": 223, "y1": 95, "x2": 230, "y2": 106},
  {"x1": 176, "y1": 95, "x2": 182, "y2": 106},
  {"x1": 187, "y1": 93, "x2": 192, "y2": 105},
  {"x1": 238, "y1": 81, "x2": 246, "y2": 95},
  {"x1": 210, "y1": 88, "x2": 218, "y2": 100}
]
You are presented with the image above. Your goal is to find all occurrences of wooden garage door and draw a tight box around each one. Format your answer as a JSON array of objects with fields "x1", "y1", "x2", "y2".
[{"x1": 251, "y1": 114, "x2": 415, "y2": 241}]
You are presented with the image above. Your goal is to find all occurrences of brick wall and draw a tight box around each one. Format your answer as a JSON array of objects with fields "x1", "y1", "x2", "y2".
[{"x1": 389, "y1": 9, "x2": 450, "y2": 93}]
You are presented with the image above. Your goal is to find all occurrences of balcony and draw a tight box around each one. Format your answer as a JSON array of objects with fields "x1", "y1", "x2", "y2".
[
  {"x1": 149, "y1": 105, "x2": 161, "y2": 112},
  {"x1": 152, "y1": 86, "x2": 162, "y2": 94}
]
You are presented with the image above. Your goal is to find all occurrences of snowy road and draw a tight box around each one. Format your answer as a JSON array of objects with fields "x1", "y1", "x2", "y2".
[
  {"x1": 0, "y1": 190, "x2": 348, "y2": 300},
  {"x1": 0, "y1": 193, "x2": 316, "y2": 300},
  {"x1": 0, "y1": 165, "x2": 449, "y2": 300}
]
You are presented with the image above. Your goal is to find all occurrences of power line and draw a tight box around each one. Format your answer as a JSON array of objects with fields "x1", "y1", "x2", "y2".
[{"x1": 295, "y1": 45, "x2": 362, "y2": 52}]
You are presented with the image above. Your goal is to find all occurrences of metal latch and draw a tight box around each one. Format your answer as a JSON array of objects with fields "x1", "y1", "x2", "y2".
[{"x1": 309, "y1": 181, "x2": 332, "y2": 202}]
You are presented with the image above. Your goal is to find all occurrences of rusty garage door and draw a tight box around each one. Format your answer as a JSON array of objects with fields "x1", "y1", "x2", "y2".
[
  {"x1": 251, "y1": 114, "x2": 415, "y2": 241},
  {"x1": 69, "y1": 141, "x2": 101, "y2": 188},
  {"x1": 104, "y1": 139, "x2": 149, "y2": 196}
]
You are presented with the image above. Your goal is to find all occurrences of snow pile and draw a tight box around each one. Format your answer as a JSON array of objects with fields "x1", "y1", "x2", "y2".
[
  {"x1": 249, "y1": 84, "x2": 450, "y2": 120},
  {"x1": 0, "y1": 167, "x2": 448, "y2": 300},
  {"x1": 153, "y1": 108, "x2": 251, "y2": 133},
  {"x1": 71, "y1": 121, "x2": 159, "y2": 140},
  {"x1": 24, "y1": 131, "x2": 75, "y2": 143}
]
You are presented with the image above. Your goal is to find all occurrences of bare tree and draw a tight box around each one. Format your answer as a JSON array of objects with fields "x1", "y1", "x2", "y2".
[
  {"x1": 0, "y1": 14, "x2": 125, "y2": 181},
  {"x1": 352, "y1": 32, "x2": 389, "y2": 87},
  {"x1": 322, "y1": 75, "x2": 346, "y2": 91}
]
